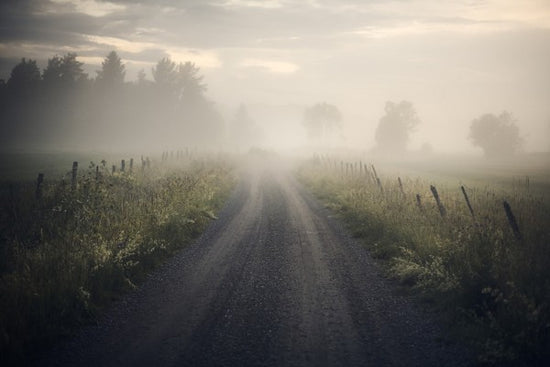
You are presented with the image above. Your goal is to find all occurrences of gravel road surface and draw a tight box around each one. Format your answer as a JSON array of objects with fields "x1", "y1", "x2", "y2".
[{"x1": 39, "y1": 160, "x2": 472, "y2": 367}]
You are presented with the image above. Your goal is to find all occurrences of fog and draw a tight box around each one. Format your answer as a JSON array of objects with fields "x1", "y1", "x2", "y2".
[{"x1": 1, "y1": 0, "x2": 549, "y2": 156}]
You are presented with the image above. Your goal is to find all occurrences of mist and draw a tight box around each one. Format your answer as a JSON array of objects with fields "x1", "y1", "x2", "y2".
[{"x1": 1, "y1": 0, "x2": 549, "y2": 157}]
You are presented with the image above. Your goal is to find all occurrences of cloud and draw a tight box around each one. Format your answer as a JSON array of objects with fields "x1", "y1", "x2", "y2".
[
  {"x1": 241, "y1": 58, "x2": 299, "y2": 73},
  {"x1": 48, "y1": 0, "x2": 126, "y2": 17},
  {"x1": 215, "y1": 0, "x2": 286, "y2": 9}
]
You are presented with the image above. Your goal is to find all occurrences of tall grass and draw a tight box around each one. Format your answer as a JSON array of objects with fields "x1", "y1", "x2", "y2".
[
  {"x1": 298, "y1": 157, "x2": 550, "y2": 366},
  {"x1": 0, "y1": 156, "x2": 235, "y2": 365}
]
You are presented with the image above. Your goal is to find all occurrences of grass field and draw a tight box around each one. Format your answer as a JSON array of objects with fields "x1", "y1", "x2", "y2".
[
  {"x1": 298, "y1": 154, "x2": 550, "y2": 366},
  {"x1": 0, "y1": 152, "x2": 236, "y2": 365}
]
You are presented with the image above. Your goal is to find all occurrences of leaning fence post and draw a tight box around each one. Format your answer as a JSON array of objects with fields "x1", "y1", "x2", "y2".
[
  {"x1": 503, "y1": 200, "x2": 522, "y2": 240},
  {"x1": 430, "y1": 185, "x2": 446, "y2": 217},
  {"x1": 461, "y1": 185, "x2": 475, "y2": 218},
  {"x1": 398, "y1": 177, "x2": 404, "y2": 195},
  {"x1": 71, "y1": 161, "x2": 78, "y2": 190},
  {"x1": 36, "y1": 173, "x2": 44, "y2": 199}
]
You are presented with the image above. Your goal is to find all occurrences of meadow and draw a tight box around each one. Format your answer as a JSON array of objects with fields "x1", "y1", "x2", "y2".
[
  {"x1": 0, "y1": 152, "x2": 235, "y2": 364},
  {"x1": 298, "y1": 154, "x2": 550, "y2": 366}
]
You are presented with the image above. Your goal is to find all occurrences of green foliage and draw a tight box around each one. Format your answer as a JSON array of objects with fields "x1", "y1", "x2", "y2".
[
  {"x1": 0, "y1": 156, "x2": 235, "y2": 364},
  {"x1": 298, "y1": 158, "x2": 550, "y2": 366}
]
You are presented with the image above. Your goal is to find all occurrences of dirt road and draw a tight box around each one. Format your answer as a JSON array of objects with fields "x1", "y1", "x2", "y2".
[{"x1": 41, "y1": 160, "x2": 471, "y2": 366}]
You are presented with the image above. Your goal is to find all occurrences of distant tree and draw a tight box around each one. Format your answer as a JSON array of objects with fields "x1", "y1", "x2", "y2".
[
  {"x1": 96, "y1": 51, "x2": 125, "y2": 88},
  {"x1": 469, "y1": 112, "x2": 523, "y2": 158},
  {"x1": 176, "y1": 62, "x2": 206, "y2": 100},
  {"x1": 7, "y1": 58, "x2": 41, "y2": 95},
  {"x1": 43, "y1": 53, "x2": 87, "y2": 87},
  {"x1": 303, "y1": 102, "x2": 341, "y2": 140},
  {"x1": 153, "y1": 58, "x2": 206, "y2": 101},
  {"x1": 152, "y1": 57, "x2": 178, "y2": 94},
  {"x1": 3, "y1": 59, "x2": 42, "y2": 146},
  {"x1": 374, "y1": 100, "x2": 420, "y2": 155},
  {"x1": 136, "y1": 69, "x2": 150, "y2": 86}
]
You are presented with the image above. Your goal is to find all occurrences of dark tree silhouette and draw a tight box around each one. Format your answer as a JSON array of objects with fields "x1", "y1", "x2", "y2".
[
  {"x1": 0, "y1": 52, "x2": 225, "y2": 150},
  {"x1": 43, "y1": 53, "x2": 87, "y2": 88},
  {"x1": 177, "y1": 62, "x2": 206, "y2": 100},
  {"x1": 96, "y1": 51, "x2": 125, "y2": 88},
  {"x1": 469, "y1": 112, "x2": 523, "y2": 158},
  {"x1": 2, "y1": 59, "x2": 42, "y2": 146},
  {"x1": 152, "y1": 57, "x2": 178, "y2": 95},
  {"x1": 153, "y1": 58, "x2": 206, "y2": 100},
  {"x1": 7, "y1": 58, "x2": 41, "y2": 95},
  {"x1": 374, "y1": 101, "x2": 420, "y2": 155},
  {"x1": 303, "y1": 102, "x2": 341, "y2": 140}
]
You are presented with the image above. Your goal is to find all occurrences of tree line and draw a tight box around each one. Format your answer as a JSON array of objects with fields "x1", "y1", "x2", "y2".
[
  {"x1": 302, "y1": 100, "x2": 524, "y2": 158},
  {"x1": 0, "y1": 51, "x2": 225, "y2": 151}
]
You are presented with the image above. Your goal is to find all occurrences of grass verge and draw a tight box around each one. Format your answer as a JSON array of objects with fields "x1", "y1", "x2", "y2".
[
  {"x1": 298, "y1": 157, "x2": 550, "y2": 366},
  {"x1": 0, "y1": 156, "x2": 236, "y2": 365}
]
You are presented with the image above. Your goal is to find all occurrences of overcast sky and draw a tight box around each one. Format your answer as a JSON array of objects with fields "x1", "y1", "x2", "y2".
[{"x1": 1, "y1": 0, "x2": 549, "y2": 152}]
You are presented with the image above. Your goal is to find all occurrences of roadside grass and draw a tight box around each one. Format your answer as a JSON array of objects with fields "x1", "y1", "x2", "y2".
[
  {"x1": 298, "y1": 157, "x2": 550, "y2": 366},
  {"x1": 0, "y1": 155, "x2": 236, "y2": 365}
]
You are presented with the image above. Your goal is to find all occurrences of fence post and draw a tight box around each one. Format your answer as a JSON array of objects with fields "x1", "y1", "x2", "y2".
[
  {"x1": 503, "y1": 201, "x2": 522, "y2": 240},
  {"x1": 130, "y1": 158, "x2": 134, "y2": 172},
  {"x1": 461, "y1": 185, "x2": 475, "y2": 218},
  {"x1": 71, "y1": 161, "x2": 78, "y2": 190},
  {"x1": 398, "y1": 177, "x2": 404, "y2": 195},
  {"x1": 430, "y1": 185, "x2": 446, "y2": 217},
  {"x1": 121, "y1": 159, "x2": 125, "y2": 172}
]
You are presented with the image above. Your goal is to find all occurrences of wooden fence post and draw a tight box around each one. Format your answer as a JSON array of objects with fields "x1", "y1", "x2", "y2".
[
  {"x1": 121, "y1": 159, "x2": 125, "y2": 172},
  {"x1": 430, "y1": 185, "x2": 446, "y2": 217},
  {"x1": 461, "y1": 186, "x2": 475, "y2": 218},
  {"x1": 398, "y1": 177, "x2": 404, "y2": 195},
  {"x1": 416, "y1": 194, "x2": 422, "y2": 210},
  {"x1": 71, "y1": 162, "x2": 78, "y2": 190},
  {"x1": 503, "y1": 201, "x2": 522, "y2": 240}
]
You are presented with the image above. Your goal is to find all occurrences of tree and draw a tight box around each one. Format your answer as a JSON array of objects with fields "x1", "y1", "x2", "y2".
[
  {"x1": 176, "y1": 62, "x2": 206, "y2": 100},
  {"x1": 469, "y1": 112, "x2": 523, "y2": 158},
  {"x1": 96, "y1": 51, "x2": 125, "y2": 88},
  {"x1": 152, "y1": 57, "x2": 178, "y2": 95},
  {"x1": 303, "y1": 102, "x2": 341, "y2": 140},
  {"x1": 152, "y1": 58, "x2": 206, "y2": 101},
  {"x1": 42, "y1": 53, "x2": 87, "y2": 88},
  {"x1": 374, "y1": 100, "x2": 420, "y2": 155},
  {"x1": 7, "y1": 58, "x2": 41, "y2": 95}
]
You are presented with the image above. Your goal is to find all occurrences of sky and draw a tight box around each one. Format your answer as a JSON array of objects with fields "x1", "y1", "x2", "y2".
[{"x1": 1, "y1": 0, "x2": 550, "y2": 153}]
